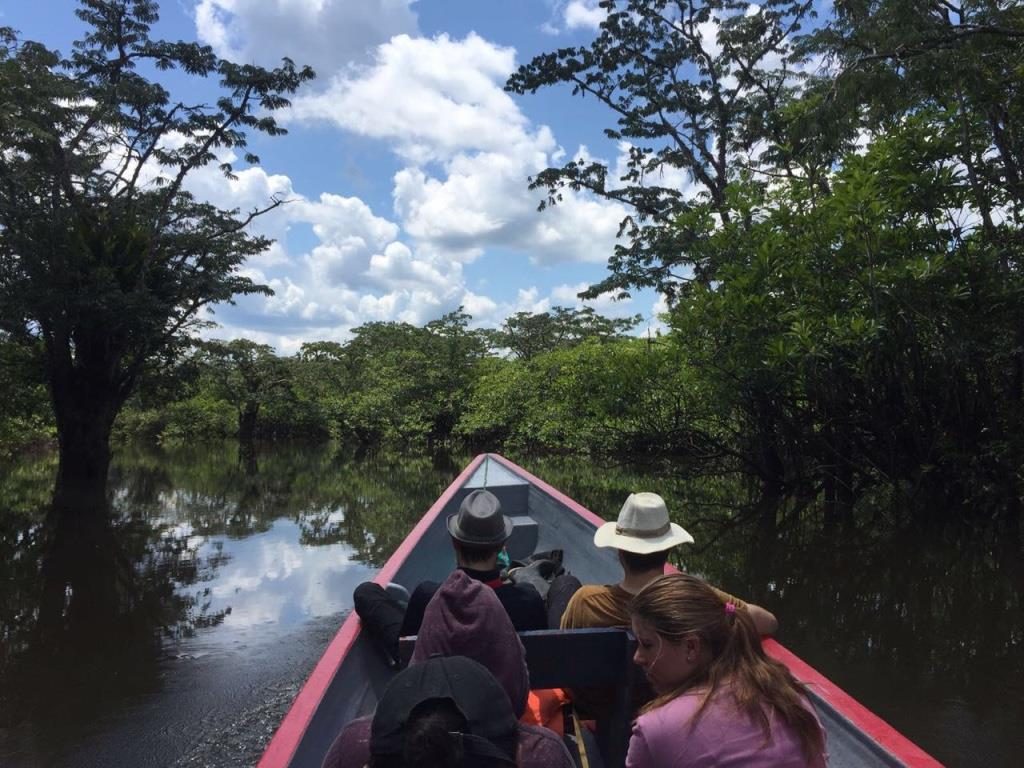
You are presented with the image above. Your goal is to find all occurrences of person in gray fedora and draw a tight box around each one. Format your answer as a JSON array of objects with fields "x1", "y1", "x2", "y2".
[
  {"x1": 353, "y1": 490, "x2": 548, "y2": 664},
  {"x1": 399, "y1": 489, "x2": 547, "y2": 636}
]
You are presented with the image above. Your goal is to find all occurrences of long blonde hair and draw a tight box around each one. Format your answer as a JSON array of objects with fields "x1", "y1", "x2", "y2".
[{"x1": 630, "y1": 573, "x2": 824, "y2": 761}]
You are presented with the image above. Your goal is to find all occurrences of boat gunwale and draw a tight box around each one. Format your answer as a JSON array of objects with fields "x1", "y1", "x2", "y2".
[
  {"x1": 260, "y1": 452, "x2": 943, "y2": 768},
  {"x1": 487, "y1": 452, "x2": 943, "y2": 768},
  {"x1": 257, "y1": 454, "x2": 487, "y2": 768}
]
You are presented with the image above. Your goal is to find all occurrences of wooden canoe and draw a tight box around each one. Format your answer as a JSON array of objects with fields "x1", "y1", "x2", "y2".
[{"x1": 258, "y1": 453, "x2": 944, "y2": 768}]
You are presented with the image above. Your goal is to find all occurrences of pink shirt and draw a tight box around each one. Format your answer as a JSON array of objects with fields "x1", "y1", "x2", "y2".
[{"x1": 625, "y1": 688, "x2": 827, "y2": 768}]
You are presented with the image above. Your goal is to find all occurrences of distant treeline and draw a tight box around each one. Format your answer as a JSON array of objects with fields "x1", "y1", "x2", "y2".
[{"x1": 6, "y1": 279, "x2": 1024, "y2": 513}]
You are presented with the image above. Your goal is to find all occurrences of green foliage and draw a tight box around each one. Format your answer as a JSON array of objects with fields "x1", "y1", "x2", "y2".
[
  {"x1": 459, "y1": 337, "x2": 711, "y2": 457},
  {"x1": 0, "y1": 339, "x2": 54, "y2": 458},
  {"x1": 160, "y1": 395, "x2": 236, "y2": 442},
  {"x1": 0, "y1": 1, "x2": 314, "y2": 515},
  {"x1": 325, "y1": 309, "x2": 490, "y2": 447},
  {"x1": 484, "y1": 306, "x2": 642, "y2": 359},
  {"x1": 506, "y1": 0, "x2": 1024, "y2": 508}
]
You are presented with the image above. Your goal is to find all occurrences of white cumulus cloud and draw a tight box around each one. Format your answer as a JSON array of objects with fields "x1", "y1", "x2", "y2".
[
  {"x1": 565, "y1": 1, "x2": 607, "y2": 30},
  {"x1": 289, "y1": 33, "x2": 528, "y2": 163},
  {"x1": 194, "y1": 0, "x2": 418, "y2": 76},
  {"x1": 291, "y1": 33, "x2": 629, "y2": 268}
]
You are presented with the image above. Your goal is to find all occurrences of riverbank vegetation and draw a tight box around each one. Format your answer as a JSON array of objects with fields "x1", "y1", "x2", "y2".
[{"x1": 3, "y1": 0, "x2": 1024, "y2": 518}]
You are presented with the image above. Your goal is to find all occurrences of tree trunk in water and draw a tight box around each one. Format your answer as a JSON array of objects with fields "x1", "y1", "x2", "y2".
[
  {"x1": 238, "y1": 403, "x2": 259, "y2": 446},
  {"x1": 238, "y1": 439, "x2": 259, "y2": 476},
  {"x1": 49, "y1": 371, "x2": 120, "y2": 520},
  {"x1": 37, "y1": 509, "x2": 124, "y2": 653}
]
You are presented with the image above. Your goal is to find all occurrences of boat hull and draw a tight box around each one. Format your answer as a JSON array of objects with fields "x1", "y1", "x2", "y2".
[{"x1": 260, "y1": 453, "x2": 943, "y2": 768}]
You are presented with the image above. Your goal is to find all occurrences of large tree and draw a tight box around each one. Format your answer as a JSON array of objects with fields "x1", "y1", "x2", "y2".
[
  {"x1": 485, "y1": 306, "x2": 642, "y2": 360},
  {"x1": 507, "y1": 0, "x2": 1024, "y2": 504},
  {"x1": 506, "y1": 0, "x2": 817, "y2": 298},
  {"x1": 199, "y1": 339, "x2": 290, "y2": 446},
  {"x1": 0, "y1": 1, "x2": 314, "y2": 517}
]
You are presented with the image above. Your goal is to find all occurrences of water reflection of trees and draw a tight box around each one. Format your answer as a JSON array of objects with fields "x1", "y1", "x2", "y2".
[
  {"x1": 107, "y1": 442, "x2": 460, "y2": 566},
  {"x1": 744, "y1": 511, "x2": 1023, "y2": 692},
  {"x1": 0, "y1": 505, "x2": 231, "y2": 744},
  {"x1": 1, "y1": 440, "x2": 464, "y2": 758},
  {"x1": 0, "y1": 448, "x2": 241, "y2": 746},
  {"x1": 291, "y1": 451, "x2": 463, "y2": 564}
]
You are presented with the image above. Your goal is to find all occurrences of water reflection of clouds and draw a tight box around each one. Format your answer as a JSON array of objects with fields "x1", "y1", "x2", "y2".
[{"x1": 179, "y1": 519, "x2": 375, "y2": 636}]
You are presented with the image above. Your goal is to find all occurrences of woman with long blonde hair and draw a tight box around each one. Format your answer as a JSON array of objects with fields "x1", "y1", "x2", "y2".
[{"x1": 627, "y1": 574, "x2": 827, "y2": 767}]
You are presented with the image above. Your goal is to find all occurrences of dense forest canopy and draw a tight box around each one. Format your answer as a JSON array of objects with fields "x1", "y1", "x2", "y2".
[
  {"x1": 2, "y1": 0, "x2": 1024, "y2": 520},
  {"x1": 505, "y1": 0, "x2": 1024, "y2": 510}
]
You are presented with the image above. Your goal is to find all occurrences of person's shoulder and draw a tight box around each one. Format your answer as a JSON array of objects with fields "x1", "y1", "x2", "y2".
[
  {"x1": 518, "y1": 723, "x2": 575, "y2": 768},
  {"x1": 321, "y1": 715, "x2": 372, "y2": 768},
  {"x1": 497, "y1": 579, "x2": 544, "y2": 605},
  {"x1": 410, "y1": 580, "x2": 441, "y2": 600},
  {"x1": 560, "y1": 584, "x2": 625, "y2": 629},
  {"x1": 510, "y1": 579, "x2": 544, "y2": 599},
  {"x1": 568, "y1": 584, "x2": 615, "y2": 604},
  {"x1": 576, "y1": 584, "x2": 614, "y2": 596},
  {"x1": 497, "y1": 581, "x2": 548, "y2": 630},
  {"x1": 636, "y1": 691, "x2": 704, "y2": 729}
]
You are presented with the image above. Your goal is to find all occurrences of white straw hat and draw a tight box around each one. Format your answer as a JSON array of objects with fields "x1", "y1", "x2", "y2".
[{"x1": 593, "y1": 492, "x2": 694, "y2": 554}]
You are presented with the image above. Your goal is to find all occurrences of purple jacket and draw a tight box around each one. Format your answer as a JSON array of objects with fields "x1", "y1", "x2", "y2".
[
  {"x1": 321, "y1": 571, "x2": 573, "y2": 768},
  {"x1": 412, "y1": 569, "x2": 530, "y2": 717}
]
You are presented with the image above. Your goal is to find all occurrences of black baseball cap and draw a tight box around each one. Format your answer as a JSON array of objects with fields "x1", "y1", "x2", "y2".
[{"x1": 370, "y1": 656, "x2": 517, "y2": 766}]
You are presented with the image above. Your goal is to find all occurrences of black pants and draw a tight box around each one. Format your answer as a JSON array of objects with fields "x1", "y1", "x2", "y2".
[{"x1": 353, "y1": 582, "x2": 406, "y2": 665}]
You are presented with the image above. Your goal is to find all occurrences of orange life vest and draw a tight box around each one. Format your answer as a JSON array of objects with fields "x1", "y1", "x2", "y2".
[{"x1": 520, "y1": 688, "x2": 569, "y2": 735}]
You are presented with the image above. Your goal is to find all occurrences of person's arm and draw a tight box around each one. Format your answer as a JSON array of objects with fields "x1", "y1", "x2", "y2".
[
  {"x1": 745, "y1": 602, "x2": 779, "y2": 636},
  {"x1": 710, "y1": 586, "x2": 779, "y2": 636},
  {"x1": 624, "y1": 719, "x2": 654, "y2": 768}
]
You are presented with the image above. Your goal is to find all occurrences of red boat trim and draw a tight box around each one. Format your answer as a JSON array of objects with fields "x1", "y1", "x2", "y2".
[
  {"x1": 489, "y1": 452, "x2": 943, "y2": 768},
  {"x1": 257, "y1": 454, "x2": 487, "y2": 768},
  {"x1": 762, "y1": 639, "x2": 942, "y2": 767}
]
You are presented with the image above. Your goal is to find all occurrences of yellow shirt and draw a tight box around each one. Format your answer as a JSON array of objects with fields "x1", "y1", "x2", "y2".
[{"x1": 560, "y1": 582, "x2": 746, "y2": 630}]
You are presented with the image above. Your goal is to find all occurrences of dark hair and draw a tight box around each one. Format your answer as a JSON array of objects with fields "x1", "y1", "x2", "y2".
[
  {"x1": 619, "y1": 547, "x2": 671, "y2": 574},
  {"x1": 370, "y1": 699, "x2": 467, "y2": 768},
  {"x1": 630, "y1": 574, "x2": 825, "y2": 763},
  {"x1": 453, "y1": 541, "x2": 502, "y2": 566}
]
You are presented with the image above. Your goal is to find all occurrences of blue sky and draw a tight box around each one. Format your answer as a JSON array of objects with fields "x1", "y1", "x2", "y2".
[{"x1": 3, "y1": 0, "x2": 682, "y2": 352}]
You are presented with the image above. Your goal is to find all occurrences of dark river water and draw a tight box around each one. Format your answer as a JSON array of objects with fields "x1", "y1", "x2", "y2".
[{"x1": 0, "y1": 441, "x2": 1021, "y2": 767}]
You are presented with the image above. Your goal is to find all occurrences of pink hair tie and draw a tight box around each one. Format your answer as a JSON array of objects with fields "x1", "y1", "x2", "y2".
[{"x1": 724, "y1": 602, "x2": 736, "y2": 616}]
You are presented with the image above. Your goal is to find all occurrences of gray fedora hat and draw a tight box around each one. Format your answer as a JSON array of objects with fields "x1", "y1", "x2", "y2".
[{"x1": 447, "y1": 489, "x2": 513, "y2": 547}]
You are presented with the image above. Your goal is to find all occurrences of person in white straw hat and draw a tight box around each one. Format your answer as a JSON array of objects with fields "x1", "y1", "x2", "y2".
[
  {"x1": 593, "y1": 492, "x2": 695, "y2": 554},
  {"x1": 558, "y1": 491, "x2": 779, "y2": 720}
]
